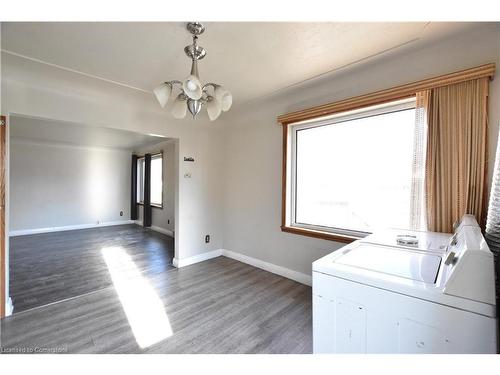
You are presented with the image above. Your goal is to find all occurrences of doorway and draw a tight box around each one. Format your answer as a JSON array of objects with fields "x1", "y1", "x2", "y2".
[{"x1": 6, "y1": 115, "x2": 178, "y2": 313}]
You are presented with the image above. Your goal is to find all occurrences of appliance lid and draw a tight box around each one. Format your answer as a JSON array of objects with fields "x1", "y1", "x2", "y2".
[
  {"x1": 334, "y1": 244, "x2": 442, "y2": 284},
  {"x1": 362, "y1": 229, "x2": 451, "y2": 253}
]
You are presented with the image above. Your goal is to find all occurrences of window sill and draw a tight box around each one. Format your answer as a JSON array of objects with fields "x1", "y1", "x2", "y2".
[
  {"x1": 280, "y1": 225, "x2": 360, "y2": 244},
  {"x1": 137, "y1": 202, "x2": 163, "y2": 209}
]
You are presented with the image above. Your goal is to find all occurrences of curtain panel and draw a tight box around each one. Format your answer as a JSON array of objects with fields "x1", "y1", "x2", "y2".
[
  {"x1": 131, "y1": 155, "x2": 138, "y2": 221},
  {"x1": 410, "y1": 91, "x2": 430, "y2": 230},
  {"x1": 424, "y1": 77, "x2": 489, "y2": 232}
]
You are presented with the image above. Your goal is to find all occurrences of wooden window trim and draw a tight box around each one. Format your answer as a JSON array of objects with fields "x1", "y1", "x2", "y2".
[
  {"x1": 278, "y1": 63, "x2": 495, "y2": 243},
  {"x1": 278, "y1": 63, "x2": 495, "y2": 125},
  {"x1": 281, "y1": 225, "x2": 359, "y2": 244}
]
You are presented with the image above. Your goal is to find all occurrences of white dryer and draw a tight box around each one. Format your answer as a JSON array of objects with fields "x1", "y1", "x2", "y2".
[{"x1": 312, "y1": 222, "x2": 497, "y2": 353}]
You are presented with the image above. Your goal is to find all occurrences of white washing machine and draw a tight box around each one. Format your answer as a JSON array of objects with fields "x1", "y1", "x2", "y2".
[
  {"x1": 312, "y1": 220, "x2": 497, "y2": 353},
  {"x1": 359, "y1": 214, "x2": 479, "y2": 255},
  {"x1": 361, "y1": 228, "x2": 452, "y2": 254}
]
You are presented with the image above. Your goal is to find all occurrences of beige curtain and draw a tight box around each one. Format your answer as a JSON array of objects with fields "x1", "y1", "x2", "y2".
[{"x1": 425, "y1": 77, "x2": 489, "y2": 233}]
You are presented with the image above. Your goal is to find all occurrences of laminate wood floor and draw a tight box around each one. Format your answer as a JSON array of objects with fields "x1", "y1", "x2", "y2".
[
  {"x1": 1, "y1": 256, "x2": 312, "y2": 353},
  {"x1": 9, "y1": 225, "x2": 175, "y2": 312}
]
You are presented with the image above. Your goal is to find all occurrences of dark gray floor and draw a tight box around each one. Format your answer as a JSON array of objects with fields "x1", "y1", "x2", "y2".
[
  {"x1": 9, "y1": 225, "x2": 175, "y2": 312},
  {"x1": 1, "y1": 257, "x2": 312, "y2": 353},
  {"x1": 1, "y1": 225, "x2": 312, "y2": 353}
]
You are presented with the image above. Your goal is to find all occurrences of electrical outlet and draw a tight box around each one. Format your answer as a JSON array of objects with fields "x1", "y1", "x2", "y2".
[{"x1": 205, "y1": 235, "x2": 210, "y2": 243}]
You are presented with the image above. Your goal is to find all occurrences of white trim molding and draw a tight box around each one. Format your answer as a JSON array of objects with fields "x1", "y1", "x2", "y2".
[
  {"x1": 133, "y1": 222, "x2": 174, "y2": 237},
  {"x1": 6, "y1": 297, "x2": 14, "y2": 317},
  {"x1": 2, "y1": 49, "x2": 152, "y2": 94},
  {"x1": 221, "y1": 249, "x2": 312, "y2": 286},
  {"x1": 150, "y1": 225, "x2": 174, "y2": 237},
  {"x1": 10, "y1": 136, "x2": 133, "y2": 153},
  {"x1": 172, "y1": 248, "x2": 311, "y2": 287},
  {"x1": 9, "y1": 220, "x2": 135, "y2": 237},
  {"x1": 173, "y1": 249, "x2": 222, "y2": 268}
]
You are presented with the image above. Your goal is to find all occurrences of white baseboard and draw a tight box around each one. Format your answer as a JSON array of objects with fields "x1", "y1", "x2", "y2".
[
  {"x1": 6, "y1": 297, "x2": 14, "y2": 316},
  {"x1": 173, "y1": 249, "x2": 222, "y2": 268},
  {"x1": 150, "y1": 225, "x2": 174, "y2": 237},
  {"x1": 133, "y1": 222, "x2": 174, "y2": 237},
  {"x1": 221, "y1": 249, "x2": 312, "y2": 286},
  {"x1": 9, "y1": 220, "x2": 135, "y2": 237},
  {"x1": 172, "y1": 248, "x2": 311, "y2": 286}
]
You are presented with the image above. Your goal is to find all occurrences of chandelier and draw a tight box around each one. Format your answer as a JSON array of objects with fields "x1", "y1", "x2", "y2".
[{"x1": 153, "y1": 22, "x2": 232, "y2": 121}]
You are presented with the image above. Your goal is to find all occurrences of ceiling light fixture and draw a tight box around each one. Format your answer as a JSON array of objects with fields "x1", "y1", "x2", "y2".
[{"x1": 153, "y1": 22, "x2": 232, "y2": 121}]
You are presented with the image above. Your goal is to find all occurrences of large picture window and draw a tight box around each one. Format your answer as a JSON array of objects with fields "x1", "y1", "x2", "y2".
[
  {"x1": 288, "y1": 98, "x2": 421, "y2": 239},
  {"x1": 279, "y1": 64, "x2": 494, "y2": 243}
]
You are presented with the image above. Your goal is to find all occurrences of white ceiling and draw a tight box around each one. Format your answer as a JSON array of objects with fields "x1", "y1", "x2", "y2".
[
  {"x1": 0, "y1": 22, "x2": 480, "y2": 108},
  {"x1": 10, "y1": 115, "x2": 168, "y2": 150}
]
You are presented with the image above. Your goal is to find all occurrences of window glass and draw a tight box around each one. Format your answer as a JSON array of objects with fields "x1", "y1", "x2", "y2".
[
  {"x1": 137, "y1": 158, "x2": 144, "y2": 203},
  {"x1": 293, "y1": 101, "x2": 417, "y2": 234},
  {"x1": 150, "y1": 156, "x2": 162, "y2": 206}
]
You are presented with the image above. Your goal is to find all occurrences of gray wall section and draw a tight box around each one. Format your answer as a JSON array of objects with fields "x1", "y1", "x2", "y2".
[
  {"x1": 136, "y1": 140, "x2": 176, "y2": 233},
  {"x1": 222, "y1": 25, "x2": 500, "y2": 276},
  {"x1": 9, "y1": 138, "x2": 131, "y2": 231}
]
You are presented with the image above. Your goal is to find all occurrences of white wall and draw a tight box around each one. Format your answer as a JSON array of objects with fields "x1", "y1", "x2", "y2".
[
  {"x1": 0, "y1": 49, "x2": 225, "y2": 266},
  {"x1": 222, "y1": 24, "x2": 500, "y2": 276},
  {"x1": 136, "y1": 139, "x2": 176, "y2": 234},
  {"x1": 9, "y1": 135, "x2": 131, "y2": 232}
]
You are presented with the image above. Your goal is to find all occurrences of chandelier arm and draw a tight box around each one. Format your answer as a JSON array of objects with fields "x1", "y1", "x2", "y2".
[
  {"x1": 167, "y1": 80, "x2": 183, "y2": 86},
  {"x1": 200, "y1": 93, "x2": 210, "y2": 103},
  {"x1": 202, "y1": 83, "x2": 220, "y2": 93}
]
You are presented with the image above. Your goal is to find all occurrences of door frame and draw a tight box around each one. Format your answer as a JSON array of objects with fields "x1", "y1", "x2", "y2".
[{"x1": 1, "y1": 115, "x2": 6, "y2": 318}]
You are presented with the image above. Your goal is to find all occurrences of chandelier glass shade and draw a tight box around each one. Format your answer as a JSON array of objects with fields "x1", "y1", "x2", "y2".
[
  {"x1": 153, "y1": 83, "x2": 172, "y2": 108},
  {"x1": 206, "y1": 97, "x2": 222, "y2": 121},
  {"x1": 171, "y1": 94, "x2": 188, "y2": 119},
  {"x1": 153, "y1": 22, "x2": 232, "y2": 121}
]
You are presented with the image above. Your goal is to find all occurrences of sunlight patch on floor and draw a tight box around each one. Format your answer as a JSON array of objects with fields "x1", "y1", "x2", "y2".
[{"x1": 101, "y1": 246, "x2": 173, "y2": 349}]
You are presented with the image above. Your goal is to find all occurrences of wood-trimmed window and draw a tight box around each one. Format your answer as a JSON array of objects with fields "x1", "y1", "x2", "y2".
[{"x1": 277, "y1": 63, "x2": 495, "y2": 243}]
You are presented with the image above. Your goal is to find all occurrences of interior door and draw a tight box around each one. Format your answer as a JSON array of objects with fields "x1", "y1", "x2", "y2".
[{"x1": 0, "y1": 115, "x2": 5, "y2": 318}]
